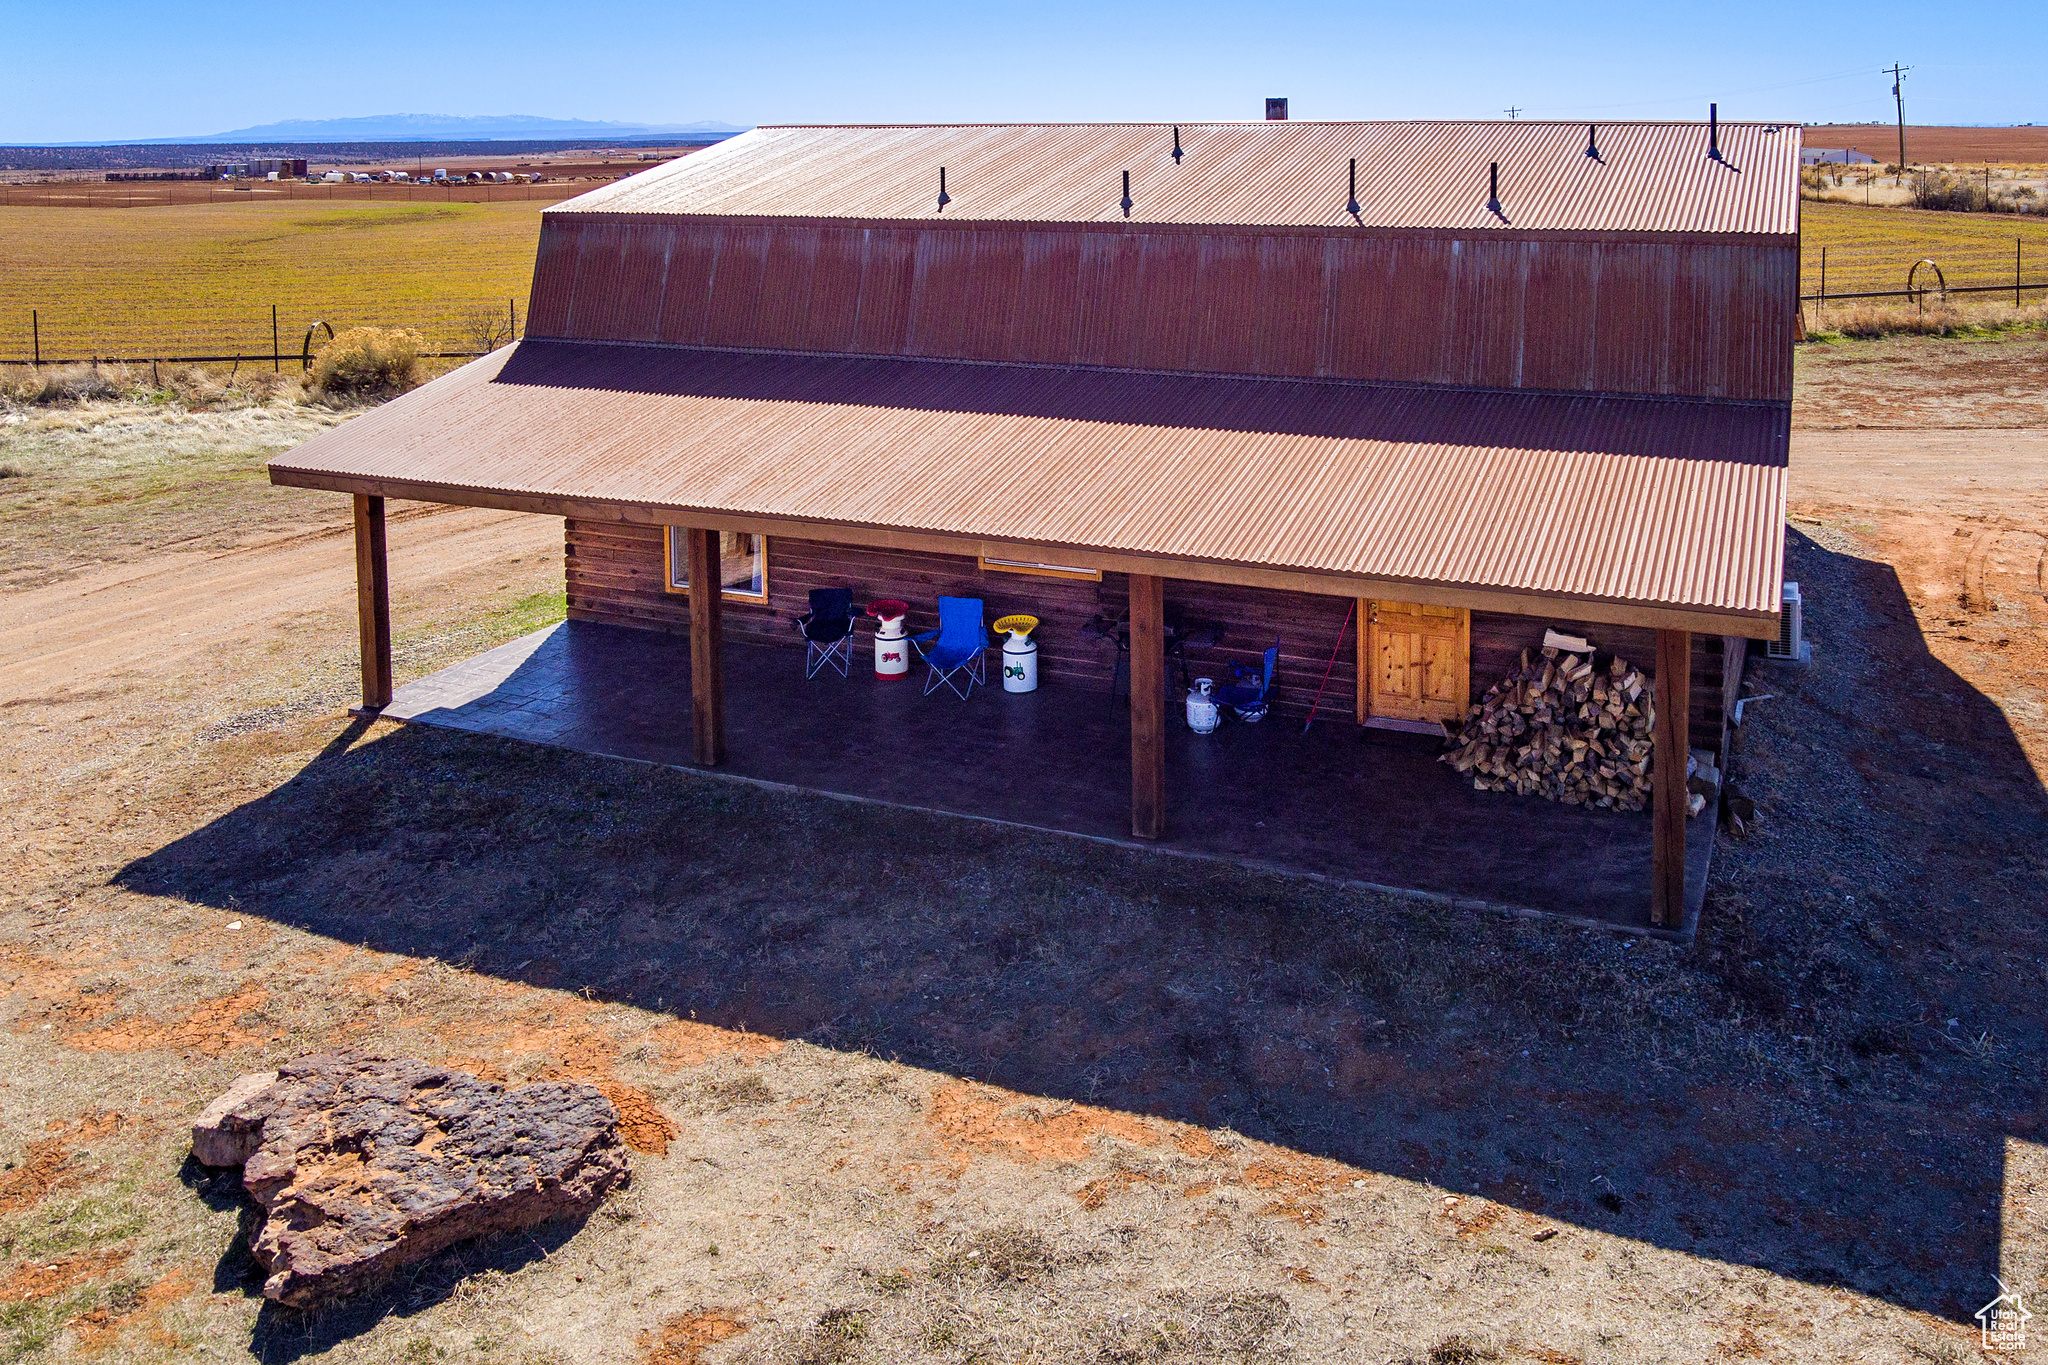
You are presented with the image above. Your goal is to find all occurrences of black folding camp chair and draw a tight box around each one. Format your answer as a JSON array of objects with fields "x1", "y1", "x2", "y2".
[{"x1": 794, "y1": 588, "x2": 857, "y2": 678}]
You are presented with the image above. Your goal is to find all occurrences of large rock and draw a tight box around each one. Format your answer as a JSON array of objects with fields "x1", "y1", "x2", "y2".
[{"x1": 193, "y1": 1053, "x2": 628, "y2": 1308}]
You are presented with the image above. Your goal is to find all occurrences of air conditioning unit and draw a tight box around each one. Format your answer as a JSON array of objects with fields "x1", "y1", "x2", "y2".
[{"x1": 1768, "y1": 581, "x2": 1810, "y2": 663}]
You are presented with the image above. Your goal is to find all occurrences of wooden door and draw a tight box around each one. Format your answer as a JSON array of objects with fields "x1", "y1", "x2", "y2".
[{"x1": 1360, "y1": 600, "x2": 1470, "y2": 724}]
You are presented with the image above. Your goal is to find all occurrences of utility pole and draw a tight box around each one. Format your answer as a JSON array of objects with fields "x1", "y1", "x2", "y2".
[
  {"x1": 1886, "y1": 63, "x2": 1911, "y2": 171},
  {"x1": 1504, "y1": 106, "x2": 1522, "y2": 120}
]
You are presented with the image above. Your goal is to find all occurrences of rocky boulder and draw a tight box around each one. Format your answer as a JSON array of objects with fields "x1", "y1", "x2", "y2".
[{"x1": 193, "y1": 1053, "x2": 629, "y2": 1309}]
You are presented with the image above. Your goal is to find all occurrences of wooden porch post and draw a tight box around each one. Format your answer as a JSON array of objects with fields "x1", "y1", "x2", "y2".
[
  {"x1": 686, "y1": 528, "x2": 726, "y2": 766},
  {"x1": 352, "y1": 493, "x2": 392, "y2": 710},
  {"x1": 1129, "y1": 573, "x2": 1166, "y2": 840},
  {"x1": 1652, "y1": 627, "x2": 1691, "y2": 928},
  {"x1": 1355, "y1": 596, "x2": 1371, "y2": 724}
]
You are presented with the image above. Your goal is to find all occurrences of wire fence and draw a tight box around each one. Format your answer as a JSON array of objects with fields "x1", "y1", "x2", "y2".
[
  {"x1": 1, "y1": 300, "x2": 524, "y2": 369},
  {"x1": 1800, "y1": 229, "x2": 2048, "y2": 304}
]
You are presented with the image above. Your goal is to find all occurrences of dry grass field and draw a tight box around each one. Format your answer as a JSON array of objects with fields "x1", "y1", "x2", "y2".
[
  {"x1": 0, "y1": 331, "x2": 2043, "y2": 1363},
  {"x1": 0, "y1": 200, "x2": 555, "y2": 361}
]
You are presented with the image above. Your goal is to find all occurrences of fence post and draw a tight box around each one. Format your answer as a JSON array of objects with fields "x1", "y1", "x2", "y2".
[
  {"x1": 2020, "y1": 238, "x2": 2025, "y2": 309},
  {"x1": 31, "y1": 310, "x2": 38, "y2": 368},
  {"x1": 508, "y1": 297, "x2": 517, "y2": 343},
  {"x1": 271, "y1": 304, "x2": 279, "y2": 373}
]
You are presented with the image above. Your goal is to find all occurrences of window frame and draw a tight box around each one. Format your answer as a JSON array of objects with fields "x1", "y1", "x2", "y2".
[{"x1": 663, "y1": 527, "x2": 770, "y2": 603}]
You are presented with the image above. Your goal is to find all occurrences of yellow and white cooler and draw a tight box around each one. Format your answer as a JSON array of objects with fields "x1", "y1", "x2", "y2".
[{"x1": 994, "y1": 614, "x2": 1039, "y2": 693}]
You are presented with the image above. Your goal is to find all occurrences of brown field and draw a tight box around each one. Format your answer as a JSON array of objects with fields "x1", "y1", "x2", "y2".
[
  {"x1": 0, "y1": 330, "x2": 2042, "y2": 1361},
  {"x1": 0, "y1": 180, "x2": 583, "y2": 210},
  {"x1": 1803, "y1": 123, "x2": 2048, "y2": 166}
]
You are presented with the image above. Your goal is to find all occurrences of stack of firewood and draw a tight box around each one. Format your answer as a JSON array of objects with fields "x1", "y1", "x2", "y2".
[{"x1": 1441, "y1": 645, "x2": 1657, "y2": 811}]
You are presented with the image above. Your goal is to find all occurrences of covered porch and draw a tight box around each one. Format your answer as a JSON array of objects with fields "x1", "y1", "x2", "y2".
[
  {"x1": 281, "y1": 342, "x2": 1786, "y2": 940},
  {"x1": 372, "y1": 612, "x2": 1713, "y2": 938}
]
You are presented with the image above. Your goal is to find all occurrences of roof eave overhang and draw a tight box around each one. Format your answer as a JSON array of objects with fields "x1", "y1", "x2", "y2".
[{"x1": 268, "y1": 463, "x2": 1783, "y2": 640}]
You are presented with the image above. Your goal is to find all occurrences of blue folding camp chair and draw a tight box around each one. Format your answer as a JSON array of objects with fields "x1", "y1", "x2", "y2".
[
  {"x1": 1216, "y1": 640, "x2": 1280, "y2": 721},
  {"x1": 793, "y1": 588, "x2": 856, "y2": 679},
  {"x1": 909, "y1": 596, "x2": 991, "y2": 699}
]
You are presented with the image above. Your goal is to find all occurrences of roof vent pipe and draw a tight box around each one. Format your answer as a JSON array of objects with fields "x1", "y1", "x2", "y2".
[
  {"x1": 1487, "y1": 161, "x2": 1501, "y2": 214},
  {"x1": 936, "y1": 166, "x2": 950, "y2": 212},
  {"x1": 1585, "y1": 124, "x2": 1602, "y2": 162},
  {"x1": 1172, "y1": 126, "x2": 1183, "y2": 164},
  {"x1": 1121, "y1": 169, "x2": 1133, "y2": 218},
  {"x1": 1346, "y1": 157, "x2": 1360, "y2": 216},
  {"x1": 1707, "y1": 103, "x2": 1722, "y2": 162}
]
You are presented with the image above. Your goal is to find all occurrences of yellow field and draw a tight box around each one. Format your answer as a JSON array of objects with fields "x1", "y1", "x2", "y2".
[
  {"x1": 0, "y1": 199, "x2": 558, "y2": 361},
  {"x1": 1801, "y1": 202, "x2": 2048, "y2": 298}
]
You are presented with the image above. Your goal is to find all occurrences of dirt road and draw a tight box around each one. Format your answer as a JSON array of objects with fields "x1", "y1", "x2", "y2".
[{"x1": 0, "y1": 505, "x2": 558, "y2": 702}]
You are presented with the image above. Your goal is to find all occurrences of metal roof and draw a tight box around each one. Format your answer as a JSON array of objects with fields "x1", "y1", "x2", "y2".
[
  {"x1": 552, "y1": 121, "x2": 1802, "y2": 236},
  {"x1": 271, "y1": 342, "x2": 1787, "y2": 631}
]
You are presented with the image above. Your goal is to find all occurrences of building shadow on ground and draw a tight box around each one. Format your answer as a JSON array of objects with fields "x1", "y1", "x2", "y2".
[{"x1": 119, "y1": 529, "x2": 2048, "y2": 1336}]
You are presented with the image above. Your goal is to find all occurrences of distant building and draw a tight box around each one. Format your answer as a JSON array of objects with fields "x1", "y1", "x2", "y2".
[{"x1": 1802, "y1": 148, "x2": 1875, "y2": 166}]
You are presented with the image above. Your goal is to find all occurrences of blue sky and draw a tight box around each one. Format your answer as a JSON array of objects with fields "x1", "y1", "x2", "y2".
[{"x1": 3, "y1": 0, "x2": 2041, "y2": 143}]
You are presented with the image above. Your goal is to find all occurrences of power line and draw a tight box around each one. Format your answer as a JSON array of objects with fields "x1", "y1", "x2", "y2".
[
  {"x1": 1503, "y1": 106, "x2": 1521, "y2": 120},
  {"x1": 1519, "y1": 66, "x2": 1878, "y2": 117}
]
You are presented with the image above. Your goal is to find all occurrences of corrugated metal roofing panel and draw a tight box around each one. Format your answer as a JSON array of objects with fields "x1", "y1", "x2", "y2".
[
  {"x1": 271, "y1": 341, "x2": 1786, "y2": 623},
  {"x1": 555, "y1": 121, "x2": 1801, "y2": 236},
  {"x1": 525, "y1": 218, "x2": 1798, "y2": 401}
]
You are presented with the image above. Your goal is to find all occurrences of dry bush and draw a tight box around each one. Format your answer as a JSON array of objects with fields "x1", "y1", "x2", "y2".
[
  {"x1": 1909, "y1": 170, "x2": 2048, "y2": 217},
  {"x1": 460, "y1": 303, "x2": 516, "y2": 354},
  {"x1": 0, "y1": 362, "x2": 136, "y2": 405},
  {"x1": 308, "y1": 326, "x2": 424, "y2": 397},
  {"x1": 1809, "y1": 299, "x2": 2048, "y2": 341},
  {"x1": 0, "y1": 361, "x2": 311, "y2": 412},
  {"x1": 154, "y1": 363, "x2": 305, "y2": 409}
]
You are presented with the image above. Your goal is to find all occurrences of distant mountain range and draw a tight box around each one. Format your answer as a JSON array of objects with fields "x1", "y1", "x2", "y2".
[{"x1": 63, "y1": 114, "x2": 748, "y2": 147}]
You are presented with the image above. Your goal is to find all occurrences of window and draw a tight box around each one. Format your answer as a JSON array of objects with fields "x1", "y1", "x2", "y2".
[
  {"x1": 665, "y1": 528, "x2": 768, "y2": 602},
  {"x1": 978, "y1": 555, "x2": 1102, "y2": 582}
]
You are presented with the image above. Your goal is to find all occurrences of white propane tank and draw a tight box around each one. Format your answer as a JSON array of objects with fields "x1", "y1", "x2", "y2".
[
  {"x1": 868, "y1": 599, "x2": 910, "y2": 678},
  {"x1": 1186, "y1": 678, "x2": 1220, "y2": 734},
  {"x1": 994, "y1": 614, "x2": 1040, "y2": 693}
]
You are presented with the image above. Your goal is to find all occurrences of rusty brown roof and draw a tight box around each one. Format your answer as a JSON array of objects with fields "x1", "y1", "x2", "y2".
[
  {"x1": 270, "y1": 342, "x2": 1787, "y2": 633},
  {"x1": 554, "y1": 121, "x2": 1801, "y2": 236}
]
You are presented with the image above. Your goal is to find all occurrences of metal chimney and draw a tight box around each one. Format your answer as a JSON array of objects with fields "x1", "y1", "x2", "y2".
[{"x1": 1266, "y1": 98, "x2": 1288, "y2": 121}]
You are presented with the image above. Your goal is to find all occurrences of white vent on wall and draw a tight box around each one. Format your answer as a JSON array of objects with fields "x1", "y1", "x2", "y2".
[{"x1": 1768, "y1": 580, "x2": 1810, "y2": 663}]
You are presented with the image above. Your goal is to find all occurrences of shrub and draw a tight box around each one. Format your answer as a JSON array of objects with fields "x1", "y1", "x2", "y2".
[
  {"x1": 1806, "y1": 299, "x2": 2048, "y2": 341},
  {"x1": 1906, "y1": 170, "x2": 2048, "y2": 217},
  {"x1": 459, "y1": 303, "x2": 515, "y2": 354},
  {"x1": 1, "y1": 362, "x2": 133, "y2": 405},
  {"x1": 308, "y1": 326, "x2": 423, "y2": 397}
]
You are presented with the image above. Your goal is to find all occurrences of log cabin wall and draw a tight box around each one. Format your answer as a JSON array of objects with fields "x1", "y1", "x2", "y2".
[
  {"x1": 565, "y1": 519, "x2": 1732, "y2": 751},
  {"x1": 530, "y1": 217, "x2": 1797, "y2": 403}
]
